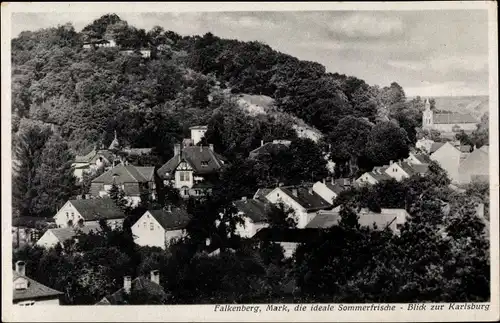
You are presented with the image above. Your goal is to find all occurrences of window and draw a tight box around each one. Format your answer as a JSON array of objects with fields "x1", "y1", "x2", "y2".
[
  {"x1": 201, "y1": 161, "x2": 209, "y2": 167},
  {"x1": 15, "y1": 282, "x2": 27, "y2": 290},
  {"x1": 66, "y1": 212, "x2": 69, "y2": 218},
  {"x1": 71, "y1": 212, "x2": 74, "y2": 218},
  {"x1": 150, "y1": 223, "x2": 154, "y2": 231},
  {"x1": 143, "y1": 222, "x2": 147, "y2": 228},
  {"x1": 180, "y1": 172, "x2": 191, "y2": 182},
  {"x1": 18, "y1": 301, "x2": 35, "y2": 306}
]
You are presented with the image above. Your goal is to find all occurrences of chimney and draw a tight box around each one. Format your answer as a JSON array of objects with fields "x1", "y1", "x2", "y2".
[
  {"x1": 292, "y1": 188, "x2": 298, "y2": 197},
  {"x1": 200, "y1": 145, "x2": 203, "y2": 152},
  {"x1": 331, "y1": 177, "x2": 334, "y2": 185},
  {"x1": 322, "y1": 178, "x2": 326, "y2": 184},
  {"x1": 150, "y1": 270, "x2": 160, "y2": 285},
  {"x1": 209, "y1": 144, "x2": 214, "y2": 151},
  {"x1": 278, "y1": 182, "x2": 284, "y2": 187},
  {"x1": 15, "y1": 261, "x2": 26, "y2": 276},
  {"x1": 308, "y1": 187, "x2": 313, "y2": 195},
  {"x1": 241, "y1": 196, "x2": 247, "y2": 201},
  {"x1": 390, "y1": 160, "x2": 393, "y2": 165},
  {"x1": 164, "y1": 205, "x2": 172, "y2": 212},
  {"x1": 205, "y1": 238, "x2": 211, "y2": 246},
  {"x1": 261, "y1": 140, "x2": 264, "y2": 147},
  {"x1": 174, "y1": 144, "x2": 181, "y2": 156},
  {"x1": 123, "y1": 276, "x2": 132, "y2": 294}
]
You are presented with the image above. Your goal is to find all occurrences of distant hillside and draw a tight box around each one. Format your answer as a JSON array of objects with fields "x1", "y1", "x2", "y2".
[{"x1": 411, "y1": 96, "x2": 489, "y2": 119}]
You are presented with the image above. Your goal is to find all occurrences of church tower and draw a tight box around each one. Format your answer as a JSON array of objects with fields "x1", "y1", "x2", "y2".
[{"x1": 422, "y1": 98, "x2": 433, "y2": 130}]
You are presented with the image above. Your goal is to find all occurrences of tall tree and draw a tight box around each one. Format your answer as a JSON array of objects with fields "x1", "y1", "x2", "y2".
[
  {"x1": 31, "y1": 133, "x2": 77, "y2": 217},
  {"x1": 12, "y1": 123, "x2": 53, "y2": 217}
]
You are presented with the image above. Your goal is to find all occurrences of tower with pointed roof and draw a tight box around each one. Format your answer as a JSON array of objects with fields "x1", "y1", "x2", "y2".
[
  {"x1": 109, "y1": 130, "x2": 120, "y2": 151},
  {"x1": 422, "y1": 98, "x2": 434, "y2": 130}
]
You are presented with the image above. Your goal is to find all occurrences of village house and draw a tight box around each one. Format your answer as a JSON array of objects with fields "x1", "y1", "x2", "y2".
[
  {"x1": 131, "y1": 207, "x2": 190, "y2": 249},
  {"x1": 96, "y1": 271, "x2": 168, "y2": 305},
  {"x1": 36, "y1": 223, "x2": 102, "y2": 249},
  {"x1": 13, "y1": 261, "x2": 63, "y2": 305},
  {"x1": 53, "y1": 198, "x2": 126, "y2": 229},
  {"x1": 82, "y1": 38, "x2": 117, "y2": 49},
  {"x1": 12, "y1": 216, "x2": 55, "y2": 248},
  {"x1": 233, "y1": 197, "x2": 270, "y2": 238},
  {"x1": 157, "y1": 126, "x2": 226, "y2": 198},
  {"x1": 72, "y1": 131, "x2": 153, "y2": 181},
  {"x1": 430, "y1": 141, "x2": 463, "y2": 184},
  {"x1": 422, "y1": 98, "x2": 478, "y2": 134},
  {"x1": 248, "y1": 140, "x2": 291, "y2": 159},
  {"x1": 406, "y1": 151, "x2": 432, "y2": 165},
  {"x1": 264, "y1": 185, "x2": 332, "y2": 228},
  {"x1": 384, "y1": 160, "x2": 429, "y2": 182},
  {"x1": 72, "y1": 147, "x2": 115, "y2": 181},
  {"x1": 458, "y1": 145, "x2": 489, "y2": 184},
  {"x1": 306, "y1": 207, "x2": 410, "y2": 235},
  {"x1": 90, "y1": 164, "x2": 156, "y2": 206},
  {"x1": 356, "y1": 166, "x2": 392, "y2": 186},
  {"x1": 120, "y1": 48, "x2": 152, "y2": 58},
  {"x1": 312, "y1": 178, "x2": 352, "y2": 205}
]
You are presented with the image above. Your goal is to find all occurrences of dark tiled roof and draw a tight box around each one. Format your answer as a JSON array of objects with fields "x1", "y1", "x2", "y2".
[
  {"x1": 146, "y1": 208, "x2": 191, "y2": 230},
  {"x1": 413, "y1": 153, "x2": 432, "y2": 164},
  {"x1": 92, "y1": 165, "x2": 154, "y2": 184},
  {"x1": 233, "y1": 199, "x2": 270, "y2": 223},
  {"x1": 253, "y1": 188, "x2": 273, "y2": 201},
  {"x1": 157, "y1": 146, "x2": 225, "y2": 178},
  {"x1": 74, "y1": 149, "x2": 97, "y2": 163},
  {"x1": 279, "y1": 186, "x2": 332, "y2": 212},
  {"x1": 410, "y1": 163, "x2": 429, "y2": 175},
  {"x1": 97, "y1": 276, "x2": 167, "y2": 305},
  {"x1": 89, "y1": 150, "x2": 115, "y2": 164},
  {"x1": 430, "y1": 142, "x2": 445, "y2": 154},
  {"x1": 47, "y1": 224, "x2": 102, "y2": 243},
  {"x1": 306, "y1": 211, "x2": 341, "y2": 229},
  {"x1": 13, "y1": 271, "x2": 63, "y2": 301},
  {"x1": 434, "y1": 113, "x2": 477, "y2": 124},
  {"x1": 69, "y1": 198, "x2": 126, "y2": 221},
  {"x1": 325, "y1": 183, "x2": 345, "y2": 195}
]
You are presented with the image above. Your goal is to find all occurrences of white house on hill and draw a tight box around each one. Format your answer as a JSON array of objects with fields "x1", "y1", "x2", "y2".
[
  {"x1": 36, "y1": 224, "x2": 102, "y2": 249},
  {"x1": 131, "y1": 207, "x2": 190, "y2": 249},
  {"x1": 233, "y1": 198, "x2": 270, "y2": 238},
  {"x1": 265, "y1": 185, "x2": 332, "y2": 228},
  {"x1": 53, "y1": 198, "x2": 126, "y2": 229}
]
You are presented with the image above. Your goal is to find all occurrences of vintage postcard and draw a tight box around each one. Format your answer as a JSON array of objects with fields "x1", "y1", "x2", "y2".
[{"x1": 1, "y1": 1, "x2": 498, "y2": 322}]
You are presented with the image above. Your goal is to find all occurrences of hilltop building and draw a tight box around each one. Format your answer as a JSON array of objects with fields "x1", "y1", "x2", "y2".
[{"x1": 422, "y1": 98, "x2": 478, "y2": 134}]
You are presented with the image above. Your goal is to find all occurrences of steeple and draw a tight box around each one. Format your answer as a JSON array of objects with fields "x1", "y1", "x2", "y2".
[
  {"x1": 424, "y1": 98, "x2": 431, "y2": 111},
  {"x1": 108, "y1": 130, "x2": 120, "y2": 151}
]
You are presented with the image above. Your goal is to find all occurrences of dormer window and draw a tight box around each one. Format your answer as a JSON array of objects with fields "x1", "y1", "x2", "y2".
[
  {"x1": 201, "y1": 161, "x2": 209, "y2": 167},
  {"x1": 14, "y1": 279, "x2": 28, "y2": 290}
]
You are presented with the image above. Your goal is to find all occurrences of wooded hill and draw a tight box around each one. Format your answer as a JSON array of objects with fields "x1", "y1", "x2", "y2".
[{"x1": 12, "y1": 13, "x2": 426, "y2": 174}]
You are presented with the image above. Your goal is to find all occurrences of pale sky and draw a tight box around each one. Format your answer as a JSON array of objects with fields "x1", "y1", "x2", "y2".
[{"x1": 11, "y1": 10, "x2": 490, "y2": 97}]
